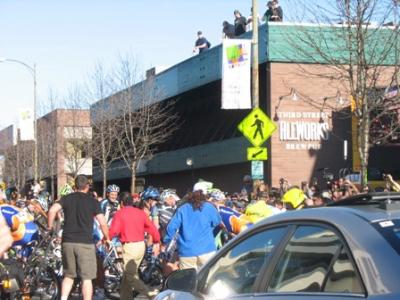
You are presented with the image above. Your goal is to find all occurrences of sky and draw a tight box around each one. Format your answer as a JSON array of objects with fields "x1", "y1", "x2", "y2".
[{"x1": 0, "y1": 0, "x2": 303, "y2": 130}]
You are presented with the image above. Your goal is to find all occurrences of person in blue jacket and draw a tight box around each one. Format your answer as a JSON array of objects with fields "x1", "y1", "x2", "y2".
[{"x1": 164, "y1": 184, "x2": 222, "y2": 270}]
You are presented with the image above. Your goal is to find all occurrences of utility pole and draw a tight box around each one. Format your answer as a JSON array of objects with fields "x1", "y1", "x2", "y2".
[
  {"x1": 33, "y1": 63, "x2": 38, "y2": 183},
  {"x1": 252, "y1": 0, "x2": 259, "y2": 108}
]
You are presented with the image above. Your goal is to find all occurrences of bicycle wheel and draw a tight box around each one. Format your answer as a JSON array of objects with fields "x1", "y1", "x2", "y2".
[
  {"x1": 26, "y1": 265, "x2": 60, "y2": 300},
  {"x1": 104, "y1": 262, "x2": 123, "y2": 300}
]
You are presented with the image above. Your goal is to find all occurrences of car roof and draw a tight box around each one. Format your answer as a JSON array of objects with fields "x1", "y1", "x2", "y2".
[{"x1": 256, "y1": 192, "x2": 400, "y2": 228}]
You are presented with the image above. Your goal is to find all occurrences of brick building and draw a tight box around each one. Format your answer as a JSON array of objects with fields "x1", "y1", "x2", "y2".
[
  {"x1": 92, "y1": 22, "x2": 396, "y2": 194},
  {"x1": 37, "y1": 109, "x2": 92, "y2": 196},
  {"x1": 0, "y1": 109, "x2": 91, "y2": 197}
]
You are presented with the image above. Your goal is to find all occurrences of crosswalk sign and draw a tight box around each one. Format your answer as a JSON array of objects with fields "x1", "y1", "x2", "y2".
[
  {"x1": 247, "y1": 147, "x2": 268, "y2": 161},
  {"x1": 238, "y1": 108, "x2": 277, "y2": 147}
]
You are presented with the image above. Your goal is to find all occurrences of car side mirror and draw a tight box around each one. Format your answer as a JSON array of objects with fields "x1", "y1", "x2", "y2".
[{"x1": 165, "y1": 268, "x2": 197, "y2": 292}]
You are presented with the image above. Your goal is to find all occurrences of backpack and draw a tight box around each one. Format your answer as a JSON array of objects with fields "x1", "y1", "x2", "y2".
[{"x1": 206, "y1": 41, "x2": 211, "y2": 48}]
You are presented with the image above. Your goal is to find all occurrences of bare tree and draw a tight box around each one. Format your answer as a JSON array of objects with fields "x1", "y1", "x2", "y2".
[
  {"x1": 62, "y1": 86, "x2": 92, "y2": 180},
  {"x1": 282, "y1": 0, "x2": 400, "y2": 187},
  {"x1": 111, "y1": 55, "x2": 179, "y2": 193},
  {"x1": 87, "y1": 62, "x2": 121, "y2": 197},
  {"x1": 4, "y1": 136, "x2": 34, "y2": 192},
  {"x1": 37, "y1": 89, "x2": 59, "y2": 200}
]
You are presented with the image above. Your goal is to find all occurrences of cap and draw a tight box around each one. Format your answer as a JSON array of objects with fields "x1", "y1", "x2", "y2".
[
  {"x1": 193, "y1": 180, "x2": 213, "y2": 194},
  {"x1": 197, "y1": 31, "x2": 202, "y2": 35}
]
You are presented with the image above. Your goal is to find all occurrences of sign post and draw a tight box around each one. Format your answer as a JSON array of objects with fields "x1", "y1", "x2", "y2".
[{"x1": 238, "y1": 108, "x2": 276, "y2": 180}]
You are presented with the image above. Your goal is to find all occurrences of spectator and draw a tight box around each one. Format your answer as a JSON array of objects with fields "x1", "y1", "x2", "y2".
[
  {"x1": 193, "y1": 31, "x2": 210, "y2": 54},
  {"x1": 312, "y1": 192, "x2": 326, "y2": 207},
  {"x1": 271, "y1": 0, "x2": 283, "y2": 22},
  {"x1": 245, "y1": 191, "x2": 280, "y2": 223},
  {"x1": 263, "y1": 1, "x2": 274, "y2": 22},
  {"x1": 164, "y1": 188, "x2": 221, "y2": 270},
  {"x1": 234, "y1": 10, "x2": 247, "y2": 36},
  {"x1": 246, "y1": 6, "x2": 262, "y2": 31},
  {"x1": 241, "y1": 175, "x2": 253, "y2": 201},
  {"x1": 263, "y1": 0, "x2": 283, "y2": 22},
  {"x1": 48, "y1": 175, "x2": 109, "y2": 300},
  {"x1": 222, "y1": 21, "x2": 235, "y2": 39},
  {"x1": 385, "y1": 174, "x2": 400, "y2": 192},
  {"x1": 109, "y1": 192, "x2": 160, "y2": 299}
]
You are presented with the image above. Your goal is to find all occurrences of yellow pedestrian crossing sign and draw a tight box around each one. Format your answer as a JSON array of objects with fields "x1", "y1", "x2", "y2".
[
  {"x1": 238, "y1": 108, "x2": 277, "y2": 146},
  {"x1": 247, "y1": 147, "x2": 268, "y2": 161}
]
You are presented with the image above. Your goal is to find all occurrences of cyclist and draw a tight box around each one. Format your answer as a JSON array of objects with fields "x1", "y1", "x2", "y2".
[
  {"x1": 100, "y1": 184, "x2": 120, "y2": 225},
  {"x1": 210, "y1": 189, "x2": 252, "y2": 235},
  {"x1": 140, "y1": 187, "x2": 161, "y2": 228},
  {"x1": 0, "y1": 213, "x2": 13, "y2": 256},
  {"x1": 158, "y1": 189, "x2": 180, "y2": 236},
  {"x1": 59, "y1": 184, "x2": 74, "y2": 198},
  {"x1": 0, "y1": 203, "x2": 39, "y2": 249}
]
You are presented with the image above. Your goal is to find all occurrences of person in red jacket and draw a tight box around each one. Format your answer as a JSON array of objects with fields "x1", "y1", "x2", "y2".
[{"x1": 109, "y1": 192, "x2": 160, "y2": 300}]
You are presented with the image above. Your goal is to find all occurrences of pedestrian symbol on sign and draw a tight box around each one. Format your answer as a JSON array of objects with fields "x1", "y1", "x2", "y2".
[
  {"x1": 238, "y1": 108, "x2": 276, "y2": 147},
  {"x1": 251, "y1": 114, "x2": 264, "y2": 140}
]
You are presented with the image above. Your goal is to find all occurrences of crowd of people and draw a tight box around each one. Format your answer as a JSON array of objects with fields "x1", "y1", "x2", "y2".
[
  {"x1": 194, "y1": 0, "x2": 284, "y2": 54},
  {"x1": 0, "y1": 171, "x2": 399, "y2": 299}
]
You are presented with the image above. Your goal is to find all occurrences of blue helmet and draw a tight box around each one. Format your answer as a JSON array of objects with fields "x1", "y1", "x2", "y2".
[
  {"x1": 106, "y1": 184, "x2": 120, "y2": 193},
  {"x1": 141, "y1": 187, "x2": 160, "y2": 201}
]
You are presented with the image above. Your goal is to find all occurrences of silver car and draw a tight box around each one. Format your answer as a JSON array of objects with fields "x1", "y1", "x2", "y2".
[{"x1": 156, "y1": 193, "x2": 400, "y2": 300}]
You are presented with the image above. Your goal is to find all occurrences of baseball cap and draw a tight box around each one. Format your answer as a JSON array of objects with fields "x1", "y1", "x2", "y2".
[{"x1": 193, "y1": 181, "x2": 213, "y2": 194}]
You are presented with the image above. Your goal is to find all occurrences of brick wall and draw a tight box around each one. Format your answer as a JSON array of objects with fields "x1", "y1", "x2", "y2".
[{"x1": 269, "y1": 63, "x2": 352, "y2": 187}]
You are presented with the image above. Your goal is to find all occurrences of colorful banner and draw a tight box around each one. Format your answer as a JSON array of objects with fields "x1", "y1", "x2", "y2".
[
  {"x1": 18, "y1": 109, "x2": 34, "y2": 141},
  {"x1": 221, "y1": 39, "x2": 251, "y2": 109}
]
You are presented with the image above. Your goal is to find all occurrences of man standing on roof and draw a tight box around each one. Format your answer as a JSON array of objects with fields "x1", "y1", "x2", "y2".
[
  {"x1": 193, "y1": 31, "x2": 211, "y2": 54},
  {"x1": 234, "y1": 10, "x2": 247, "y2": 36}
]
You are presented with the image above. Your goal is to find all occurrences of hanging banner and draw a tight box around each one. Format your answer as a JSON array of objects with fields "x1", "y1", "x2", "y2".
[
  {"x1": 18, "y1": 109, "x2": 34, "y2": 141},
  {"x1": 221, "y1": 39, "x2": 251, "y2": 109}
]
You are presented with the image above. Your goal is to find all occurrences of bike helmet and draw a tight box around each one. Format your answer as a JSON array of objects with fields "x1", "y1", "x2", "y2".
[
  {"x1": 159, "y1": 189, "x2": 180, "y2": 204},
  {"x1": 106, "y1": 184, "x2": 120, "y2": 193},
  {"x1": 282, "y1": 188, "x2": 307, "y2": 209},
  {"x1": 141, "y1": 187, "x2": 160, "y2": 201},
  {"x1": 32, "y1": 195, "x2": 49, "y2": 212},
  {"x1": 209, "y1": 189, "x2": 226, "y2": 202},
  {"x1": 60, "y1": 184, "x2": 74, "y2": 197}
]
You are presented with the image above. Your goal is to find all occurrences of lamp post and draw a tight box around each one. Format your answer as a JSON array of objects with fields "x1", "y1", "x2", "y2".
[
  {"x1": 186, "y1": 157, "x2": 195, "y2": 184},
  {"x1": 0, "y1": 58, "x2": 38, "y2": 183}
]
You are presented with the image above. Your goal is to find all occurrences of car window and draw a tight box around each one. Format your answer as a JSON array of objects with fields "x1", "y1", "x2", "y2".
[
  {"x1": 324, "y1": 247, "x2": 363, "y2": 293},
  {"x1": 201, "y1": 227, "x2": 286, "y2": 299},
  {"x1": 267, "y1": 225, "x2": 363, "y2": 294}
]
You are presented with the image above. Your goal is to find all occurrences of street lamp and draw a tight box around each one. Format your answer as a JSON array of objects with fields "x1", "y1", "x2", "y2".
[
  {"x1": 0, "y1": 58, "x2": 38, "y2": 183},
  {"x1": 186, "y1": 157, "x2": 195, "y2": 184}
]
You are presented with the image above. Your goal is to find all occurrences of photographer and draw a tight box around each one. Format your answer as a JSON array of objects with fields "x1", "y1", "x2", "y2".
[
  {"x1": 341, "y1": 179, "x2": 360, "y2": 197},
  {"x1": 384, "y1": 174, "x2": 400, "y2": 192},
  {"x1": 278, "y1": 178, "x2": 290, "y2": 197}
]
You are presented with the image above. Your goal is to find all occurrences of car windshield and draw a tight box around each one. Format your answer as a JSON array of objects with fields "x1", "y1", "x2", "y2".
[{"x1": 371, "y1": 218, "x2": 400, "y2": 255}]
